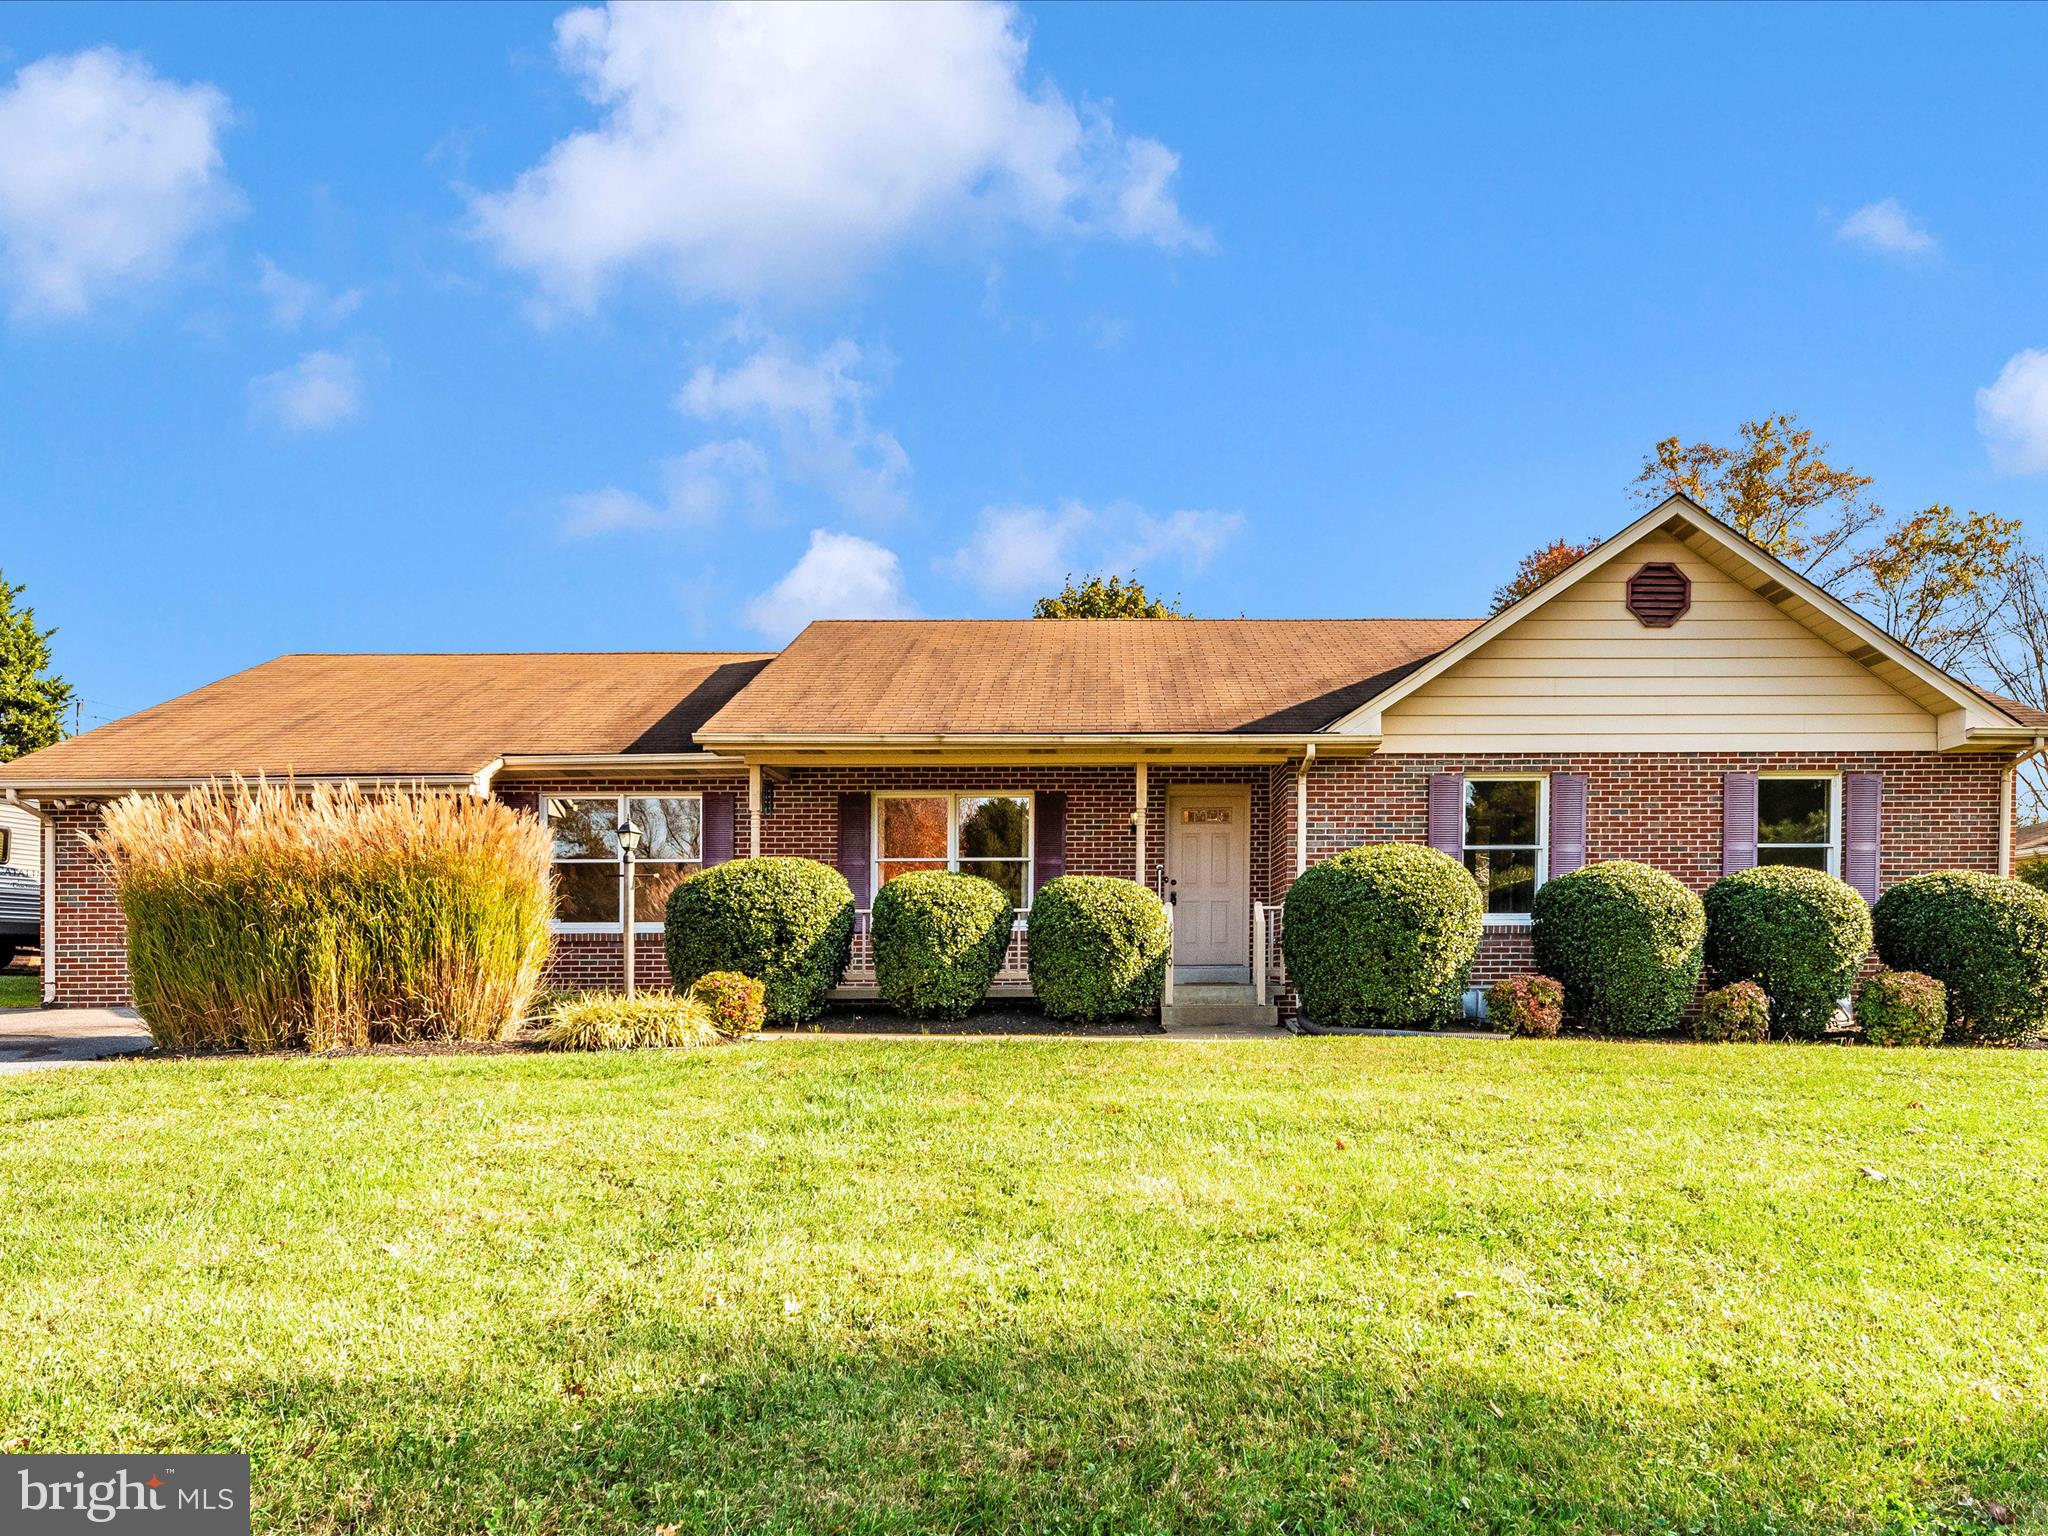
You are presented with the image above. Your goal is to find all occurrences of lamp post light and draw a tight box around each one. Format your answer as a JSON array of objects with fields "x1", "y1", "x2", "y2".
[{"x1": 618, "y1": 820, "x2": 643, "y2": 997}]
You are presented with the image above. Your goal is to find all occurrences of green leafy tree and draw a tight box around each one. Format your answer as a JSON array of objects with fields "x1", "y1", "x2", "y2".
[
  {"x1": 1032, "y1": 574, "x2": 1186, "y2": 619},
  {"x1": 0, "y1": 570, "x2": 73, "y2": 762}
]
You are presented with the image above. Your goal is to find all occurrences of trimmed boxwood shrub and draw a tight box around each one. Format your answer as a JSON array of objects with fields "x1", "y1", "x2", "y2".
[
  {"x1": 1485, "y1": 975, "x2": 1562, "y2": 1038},
  {"x1": 1532, "y1": 860, "x2": 1704, "y2": 1036},
  {"x1": 1872, "y1": 870, "x2": 2048, "y2": 1044},
  {"x1": 1703, "y1": 865, "x2": 1870, "y2": 1039},
  {"x1": 1856, "y1": 970, "x2": 1946, "y2": 1048},
  {"x1": 1027, "y1": 876, "x2": 1171, "y2": 1022},
  {"x1": 1695, "y1": 980, "x2": 1771, "y2": 1043},
  {"x1": 872, "y1": 870, "x2": 1013, "y2": 1020},
  {"x1": 663, "y1": 857, "x2": 854, "y2": 1025},
  {"x1": 2018, "y1": 856, "x2": 2048, "y2": 897},
  {"x1": 1281, "y1": 844, "x2": 1482, "y2": 1028},
  {"x1": 689, "y1": 970, "x2": 766, "y2": 1037}
]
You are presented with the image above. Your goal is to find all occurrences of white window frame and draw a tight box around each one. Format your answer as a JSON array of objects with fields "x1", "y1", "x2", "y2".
[
  {"x1": 547, "y1": 792, "x2": 704, "y2": 935},
  {"x1": 1464, "y1": 774, "x2": 1548, "y2": 927},
  {"x1": 873, "y1": 791, "x2": 1036, "y2": 920},
  {"x1": 1756, "y1": 772, "x2": 1841, "y2": 877}
]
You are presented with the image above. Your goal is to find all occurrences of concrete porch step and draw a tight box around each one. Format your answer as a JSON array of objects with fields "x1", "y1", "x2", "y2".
[{"x1": 1161, "y1": 982, "x2": 1277, "y2": 1030}]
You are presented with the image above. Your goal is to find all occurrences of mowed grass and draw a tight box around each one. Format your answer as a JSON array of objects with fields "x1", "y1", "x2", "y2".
[
  {"x1": 0, "y1": 971, "x2": 36, "y2": 1008},
  {"x1": 2, "y1": 1039, "x2": 2045, "y2": 1535}
]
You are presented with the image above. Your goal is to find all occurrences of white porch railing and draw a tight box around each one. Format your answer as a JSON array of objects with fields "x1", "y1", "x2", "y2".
[
  {"x1": 1254, "y1": 902, "x2": 1285, "y2": 1006},
  {"x1": 1161, "y1": 901, "x2": 1174, "y2": 1009},
  {"x1": 842, "y1": 908, "x2": 1031, "y2": 987}
]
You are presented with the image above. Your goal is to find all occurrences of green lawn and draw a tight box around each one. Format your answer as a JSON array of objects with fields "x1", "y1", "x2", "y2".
[
  {"x1": 3, "y1": 1039, "x2": 2045, "y2": 1535},
  {"x1": 0, "y1": 972, "x2": 37, "y2": 1008}
]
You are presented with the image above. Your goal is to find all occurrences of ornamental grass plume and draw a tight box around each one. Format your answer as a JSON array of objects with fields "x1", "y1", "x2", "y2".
[{"x1": 91, "y1": 778, "x2": 553, "y2": 1051}]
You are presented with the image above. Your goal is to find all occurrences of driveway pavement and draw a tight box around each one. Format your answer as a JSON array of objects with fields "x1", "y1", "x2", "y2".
[{"x1": 0, "y1": 1007, "x2": 153, "y2": 1073}]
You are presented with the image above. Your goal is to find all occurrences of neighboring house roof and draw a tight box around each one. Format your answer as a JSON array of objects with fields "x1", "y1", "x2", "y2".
[
  {"x1": 0, "y1": 652, "x2": 772, "y2": 790},
  {"x1": 2016, "y1": 822, "x2": 2048, "y2": 854},
  {"x1": 696, "y1": 618, "x2": 1480, "y2": 740}
]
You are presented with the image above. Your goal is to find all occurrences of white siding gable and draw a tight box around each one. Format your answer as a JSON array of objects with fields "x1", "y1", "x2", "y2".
[{"x1": 1379, "y1": 533, "x2": 1937, "y2": 752}]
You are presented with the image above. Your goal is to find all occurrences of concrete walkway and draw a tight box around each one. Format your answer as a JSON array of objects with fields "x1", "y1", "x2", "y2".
[{"x1": 0, "y1": 1007, "x2": 152, "y2": 1073}]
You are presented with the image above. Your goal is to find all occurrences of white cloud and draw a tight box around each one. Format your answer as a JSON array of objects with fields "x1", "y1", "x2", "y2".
[
  {"x1": 250, "y1": 350, "x2": 360, "y2": 431},
  {"x1": 0, "y1": 48, "x2": 234, "y2": 319},
  {"x1": 939, "y1": 500, "x2": 1243, "y2": 603},
  {"x1": 256, "y1": 255, "x2": 362, "y2": 330},
  {"x1": 744, "y1": 529, "x2": 915, "y2": 640},
  {"x1": 679, "y1": 337, "x2": 908, "y2": 520},
  {"x1": 1836, "y1": 198, "x2": 1936, "y2": 257},
  {"x1": 1978, "y1": 349, "x2": 2048, "y2": 475},
  {"x1": 561, "y1": 439, "x2": 773, "y2": 538},
  {"x1": 473, "y1": 0, "x2": 1204, "y2": 310}
]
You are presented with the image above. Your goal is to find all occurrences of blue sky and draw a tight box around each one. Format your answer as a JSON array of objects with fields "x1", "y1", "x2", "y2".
[{"x1": 3, "y1": 1, "x2": 2046, "y2": 727}]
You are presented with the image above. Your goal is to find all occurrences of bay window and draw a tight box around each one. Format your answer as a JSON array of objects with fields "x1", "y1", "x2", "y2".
[
  {"x1": 1758, "y1": 776, "x2": 1837, "y2": 873},
  {"x1": 1464, "y1": 776, "x2": 1546, "y2": 918},
  {"x1": 548, "y1": 794, "x2": 702, "y2": 927},
  {"x1": 875, "y1": 793, "x2": 1032, "y2": 910}
]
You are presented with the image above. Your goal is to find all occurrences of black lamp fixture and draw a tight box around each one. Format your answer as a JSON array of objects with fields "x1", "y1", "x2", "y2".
[{"x1": 618, "y1": 820, "x2": 643, "y2": 996}]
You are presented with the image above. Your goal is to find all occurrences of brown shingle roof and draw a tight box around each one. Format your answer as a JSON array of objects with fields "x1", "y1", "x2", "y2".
[
  {"x1": 0, "y1": 652, "x2": 773, "y2": 787},
  {"x1": 699, "y1": 619, "x2": 1481, "y2": 738}
]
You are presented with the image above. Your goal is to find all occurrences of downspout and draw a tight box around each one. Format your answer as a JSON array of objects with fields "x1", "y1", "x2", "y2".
[
  {"x1": 469, "y1": 757, "x2": 504, "y2": 799},
  {"x1": 1295, "y1": 743, "x2": 1315, "y2": 877},
  {"x1": 1133, "y1": 763, "x2": 1147, "y2": 884},
  {"x1": 2003, "y1": 736, "x2": 2047, "y2": 876}
]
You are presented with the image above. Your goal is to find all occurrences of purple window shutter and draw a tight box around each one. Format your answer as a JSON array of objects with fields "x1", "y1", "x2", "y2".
[
  {"x1": 701, "y1": 791, "x2": 736, "y2": 866},
  {"x1": 1427, "y1": 772, "x2": 1464, "y2": 858},
  {"x1": 1033, "y1": 792, "x2": 1067, "y2": 896},
  {"x1": 835, "y1": 792, "x2": 872, "y2": 906},
  {"x1": 497, "y1": 788, "x2": 541, "y2": 819},
  {"x1": 1548, "y1": 773, "x2": 1588, "y2": 878},
  {"x1": 1722, "y1": 772, "x2": 1759, "y2": 874},
  {"x1": 1843, "y1": 773, "x2": 1882, "y2": 902}
]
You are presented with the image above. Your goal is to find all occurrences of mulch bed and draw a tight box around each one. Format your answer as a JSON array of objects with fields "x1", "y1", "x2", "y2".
[{"x1": 783, "y1": 1002, "x2": 1160, "y2": 1037}]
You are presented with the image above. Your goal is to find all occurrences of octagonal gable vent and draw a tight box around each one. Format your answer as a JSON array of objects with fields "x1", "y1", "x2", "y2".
[{"x1": 1625, "y1": 562, "x2": 1691, "y2": 627}]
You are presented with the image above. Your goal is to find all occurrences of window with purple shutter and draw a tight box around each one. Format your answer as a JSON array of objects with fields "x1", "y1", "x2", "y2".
[
  {"x1": 1032, "y1": 791, "x2": 1066, "y2": 896},
  {"x1": 1548, "y1": 773, "x2": 1587, "y2": 878},
  {"x1": 1722, "y1": 772, "x2": 1759, "y2": 874},
  {"x1": 497, "y1": 788, "x2": 540, "y2": 819},
  {"x1": 701, "y1": 791, "x2": 736, "y2": 866},
  {"x1": 835, "y1": 792, "x2": 872, "y2": 907},
  {"x1": 1843, "y1": 773, "x2": 1882, "y2": 901},
  {"x1": 1427, "y1": 773, "x2": 1464, "y2": 857}
]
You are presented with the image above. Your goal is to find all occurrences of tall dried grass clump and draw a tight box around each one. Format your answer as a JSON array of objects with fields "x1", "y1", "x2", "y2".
[{"x1": 92, "y1": 779, "x2": 553, "y2": 1051}]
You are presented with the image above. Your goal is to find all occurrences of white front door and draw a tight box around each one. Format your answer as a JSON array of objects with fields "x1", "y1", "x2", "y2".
[{"x1": 1166, "y1": 787, "x2": 1250, "y2": 973}]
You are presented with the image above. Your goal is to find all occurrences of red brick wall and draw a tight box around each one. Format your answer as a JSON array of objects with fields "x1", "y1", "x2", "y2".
[
  {"x1": 1293, "y1": 750, "x2": 2007, "y2": 987},
  {"x1": 46, "y1": 802, "x2": 127, "y2": 1008}
]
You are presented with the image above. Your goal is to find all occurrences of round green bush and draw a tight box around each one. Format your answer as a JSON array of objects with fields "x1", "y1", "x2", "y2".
[
  {"x1": 1703, "y1": 865, "x2": 1870, "y2": 1039},
  {"x1": 2018, "y1": 856, "x2": 2048, "y2": 897},
  {"x1": 1531, "y1": 860, "x2": 1705, "y2": 1036},
  {"x1": 1855, "y1": 970, "x2": 1946, "y2": 1048},
  {"x1": 1281, "y1": 844, "x2": 1482, "y2": 1028},
  {"x1": 1872, "y1": 871, "x2": 2048, "y2": 1044},
  {"x1": 872, "y1": 870, "x2": 1013, "y2": 1020},
  {"x1": 1694, "y1": 980, "x2": 1771, "y2": 1043},
  {"x1": 1026, "y1": 876, "x2": 1171, "y2": 1022},
  {"x1": 663, "y1": 857, "x2": 854, "y2": 1025}
]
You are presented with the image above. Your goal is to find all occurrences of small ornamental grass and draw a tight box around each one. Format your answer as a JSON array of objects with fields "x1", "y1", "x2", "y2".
[
  {"x1": 1695, "y1": 980, "x2": 1772, "y2": 1043},
  {"x1": 1026, "y1": 876, "x2": 1171, "y2": 1022},
  {"x1": 1532, "y1": 860, "x2": 1704, "y2": 1037},
  {"x1": 1485, "y1": 975, "x2": 1562, "y2": 1038},
  {"x1": 1872, "y1": 870, "x2": 2048, "y2": 1044},
  {"x1": 1282, "y1": 845, "x2": 1482, "y2": 1028},
  {"x1": 1703, "y1": 865, "x2": 1869, "y2": 1039},
  {"x1": 92, "y1": 779, "x2": 552, "y2": 1052},
  {"x1": 664, "y1": 857, "x2": 854, "y2": 1025},
  {"x1": 532, "y1": 991, "x2": 721, "y2": 1051},
  {"x1": 873, "y1": 870, "x2": 1013, "y2": 1020},
  {"x1": 1856, "y1": 970, "x2": 1947, "y2": 1048},
  {"x1": 689, "y1": 971, "x2": 766, "y2": 1036}
]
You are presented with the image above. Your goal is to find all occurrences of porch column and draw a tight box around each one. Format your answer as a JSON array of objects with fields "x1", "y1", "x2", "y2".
[
  {"x1": 1295, "y1": 744, "x2": 1315, "y2": 877},
  {"x1": 747, "y1": 764, "x2": 762, "y2": 859},
  {"x1": 1133, "y1": 763, "x2": 1148, "y2": 884}
]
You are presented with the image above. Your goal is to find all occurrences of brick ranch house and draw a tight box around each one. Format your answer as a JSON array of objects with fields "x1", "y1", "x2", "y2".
[{"x1": 5, "y1": 496, "x2": 2044, "y2": 1025}]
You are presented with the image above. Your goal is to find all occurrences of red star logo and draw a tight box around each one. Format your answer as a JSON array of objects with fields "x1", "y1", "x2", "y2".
[{"x1": 146, "y1": 1476, "x2": 163, "y2": 1488}]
